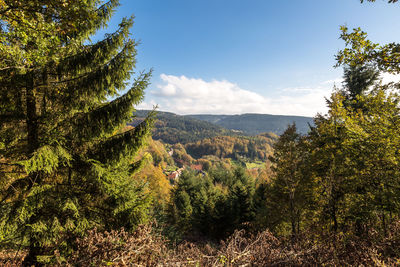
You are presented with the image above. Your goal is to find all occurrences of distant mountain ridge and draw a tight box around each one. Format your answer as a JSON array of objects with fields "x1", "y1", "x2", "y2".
[
  {"x1": 133, "y1": 110, "x2": 313, "y2": 138},
  {"x1": 188, "y1": 113, "x2": 313, "y2": 135},
  {"x1": 131, "y1": 110, "x2": 237, "y2": 144}
]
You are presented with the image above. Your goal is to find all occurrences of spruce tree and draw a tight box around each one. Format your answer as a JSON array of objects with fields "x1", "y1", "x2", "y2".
[
  {"x1": 0, "y1": 1, "x2": 154, "y2": 264},
  {"x1": 341, "y1": 64, "x2": 379, "y2": 109},
  {"x1": 308, "y1": 93, "x2": 352, "y2": 233},
  {"x1": 342, "y1": 89, "x2": 400, "y2": 236},
  {"x1": 268, "y1": 124, "x2": 312, "y2": 237}
]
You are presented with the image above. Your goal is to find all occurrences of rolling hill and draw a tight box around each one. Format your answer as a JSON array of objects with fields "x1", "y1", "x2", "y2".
[
  {"x1": 133, "y1": 111, "x2": 313, "y2": 142},
  {"x1": 188, "y1": 113, "x2": 313, "y2": 135},
  {"x1": 131, "y1": 110, "x2": 239, "y2": 144}
]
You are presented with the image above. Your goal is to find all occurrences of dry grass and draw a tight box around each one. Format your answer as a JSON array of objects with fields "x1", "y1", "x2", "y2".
[
  {"x1": 0, "y1": 250, "x2": 26, "y2": 266},
  {"x1": 2, "y1": 221, "x2": 400, "y2": 266}
]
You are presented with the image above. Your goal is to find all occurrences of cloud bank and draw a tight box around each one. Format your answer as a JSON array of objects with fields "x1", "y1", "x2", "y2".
[
  {"x1": 137, "y1": 73, "x2": 400, "y2": 117},
  {"x1": 137, "y1": 74, "x2": 335, "y2": 117}
]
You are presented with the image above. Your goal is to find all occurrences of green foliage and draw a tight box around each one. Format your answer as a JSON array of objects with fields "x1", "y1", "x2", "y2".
[
  {"x1": 167, "y1": 167, "x2": 257, "y2": 240},
  {"x1": 185, "y1": 135, "x2": 275, "y2": 161},
  {"x1": 135, "y1": 110, "x2": 312, "y2": 140},
  {"x1": 307, "y1": 93, "x2": 352, "y2": 232},
  {"x1": 341, "y1": 64, "x2": 380, "y2": 109},
  {"x1": 301, "y1": 76, "x2": 400, "y2": 235},
  {"x1": 341, "y1": 89, "x2": 400, "y2": 234},
  {"x1": 228, "y1": 168, "x2": 256, "y2": 230},
  {"x1": 266, "y1": 124, "x2": 314, "y2": 236},
  {"x1": 18, "y1": 145, "x2": 72, "y2": 174},
  {"x1": 336, "y1": 26, "x2": 400, "y2": 74},
  {"x1": 0, "y1": 1, "x2": 154, "y2": 264},
  {"x1": 189, "y1": 113, "x2": 314, "y2": 135},
  {"x1": 2, "y1": 0, "x2": 400, "y2": 264},
  {"x1": 134, "y1": 110, "x2": 235, "y2": 144},
  {"x1": 322, "y1": 13, "x2": 400, "y2": 234}
]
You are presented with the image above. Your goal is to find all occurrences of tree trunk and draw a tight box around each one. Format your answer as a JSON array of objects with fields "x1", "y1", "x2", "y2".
[
  {"x1": 24, "y1": 72, "x2": 42, "y2": 266},
  {"x1": 22, "y1": 243, "x2": 44, "y2": 267},
  {"x1": 382, "y1": 210, "x2": 387, "y2": 237},
  {"x1": 332, "y1": 207, "x2": 338, "y2": 233},
  {"x1": 26, "y1": 72, "x2": 38, "y2": 155},
  {"x1": 289, "y1": 193, "x2": 296, "y2": 239}
]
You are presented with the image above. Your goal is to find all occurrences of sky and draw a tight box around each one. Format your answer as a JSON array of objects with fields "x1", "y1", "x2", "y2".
[{"x1": 94, "y1": 0, "x2": 400, "y2": 117}]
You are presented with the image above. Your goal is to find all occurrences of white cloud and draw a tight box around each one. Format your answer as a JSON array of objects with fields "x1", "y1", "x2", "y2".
[
  {"x1": 138, "y1": 72, "x2": 400, "y2": 117},
  {"x1": 381, "y1": 72, "x2": 400, "y2": 84},
  {"x1": 321, "y1": 78, "x2": 343, "y2": 85},
  {"x1": 320, "y1": 72, "x2": 400, "y2": 87},
  {"x1": 136, "y1": 99, "x2": 158, "y2": 110},
  {"x1": 319, "y1": 72, "x2": 400, "y2": 86},
  {"x1": 146, "y1": 74, "x2": 335, "y2": 117}
]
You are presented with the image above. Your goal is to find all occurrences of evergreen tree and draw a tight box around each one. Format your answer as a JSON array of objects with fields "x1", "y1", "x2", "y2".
[
  {"x1": 341, "y1": 64, "x2": 379, "y2": 109},
  {"x1": 340, "y1": 89, "x2": 400, "y2": 235},
  {"x1": 228, "y1": 167, "x2": 256, "y2": 232},
  {"x1": 268, "y1": 124, "x2": 313, "y2": 237},
  {"x1": 335, "y1": 0, "x2": 400, "y2": 233},
  {"x1": 0, "y1": 1, "x2": 154, "y2": 264},
  {"x1": 308, "y1": 88, "x2": 400, "y2": 236},
  {"x1": 168, "y1": 167, "x2": 257, "y2": 240},
  {"x1": 308, "y1": 93, "x2": 352, "y2": 233}
]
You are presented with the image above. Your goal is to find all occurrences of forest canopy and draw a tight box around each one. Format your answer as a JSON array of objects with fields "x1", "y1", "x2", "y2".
[
  {"x1": 0, "y1": 0, "x2": 154, "y2": 265},
  {"x1": 1, "y1": 0, "x2": 400, "y2": 266}
]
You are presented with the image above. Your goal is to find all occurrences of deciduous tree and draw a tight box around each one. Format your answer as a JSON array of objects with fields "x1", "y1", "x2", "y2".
[{"x1": 268, "y1": 124, "x2": 313, "y2": 237}]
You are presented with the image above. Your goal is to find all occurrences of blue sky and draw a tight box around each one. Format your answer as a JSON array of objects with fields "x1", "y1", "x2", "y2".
[{"x1": 95, "y1": 0, "x2": 400, "y2": 116}]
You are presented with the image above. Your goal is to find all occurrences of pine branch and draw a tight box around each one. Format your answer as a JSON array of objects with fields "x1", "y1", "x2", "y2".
[
  {"x1": 74, "y1": 0, "x2": 120, "y2": 40},
  {"x1": 0, "y1": 1, "x2": 154, "y2": 261},
  {"x1": 0, "y1": 66, "x2": 26, "y2": 71},
  {"x1": 88, "y1": 110, "x2": 156, "y2": 164},
  {"x1": 57, "y1": 16, "x2": 134, "y2": 77},
  {"x1": 0, "y1": 177, "x2": 30, "y2": 204},
  {"x1": 64, "y1": 71, "x2": 151, "y2": 142},
  {"x1": 55, "y1": 40, "x2": 137, "y2": 102}
]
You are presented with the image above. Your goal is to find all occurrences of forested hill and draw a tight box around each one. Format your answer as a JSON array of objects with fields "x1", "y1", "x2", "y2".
[
  {"x1": 133, "y1": 110, "x2": 313, "y2": 141},
  {"x1": 188, "y1": 113, "x2": 314, "y2": 135},
  {"x1": 132, "y1": 110, "x2": 239, "y2": 144}
]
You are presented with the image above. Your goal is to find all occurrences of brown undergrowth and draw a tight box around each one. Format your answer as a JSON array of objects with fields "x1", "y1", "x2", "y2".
[{"x1": 2, "y1": 221, "x2": 400, "y2": 266}]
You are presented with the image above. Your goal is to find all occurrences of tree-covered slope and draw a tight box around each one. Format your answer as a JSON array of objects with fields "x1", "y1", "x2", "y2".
[
  {"x1": 134, "y1": 110, "x2": 313, "y2": 140},
  {"x1": 185, "y1": 134, "x2": 277, "y2": 161},
  {"x1": 132, "y1": 110, "x2": 239, "y2": 144},
  {"x1": 188, "y1": 113, "x2": 314, "y2": 135}
]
